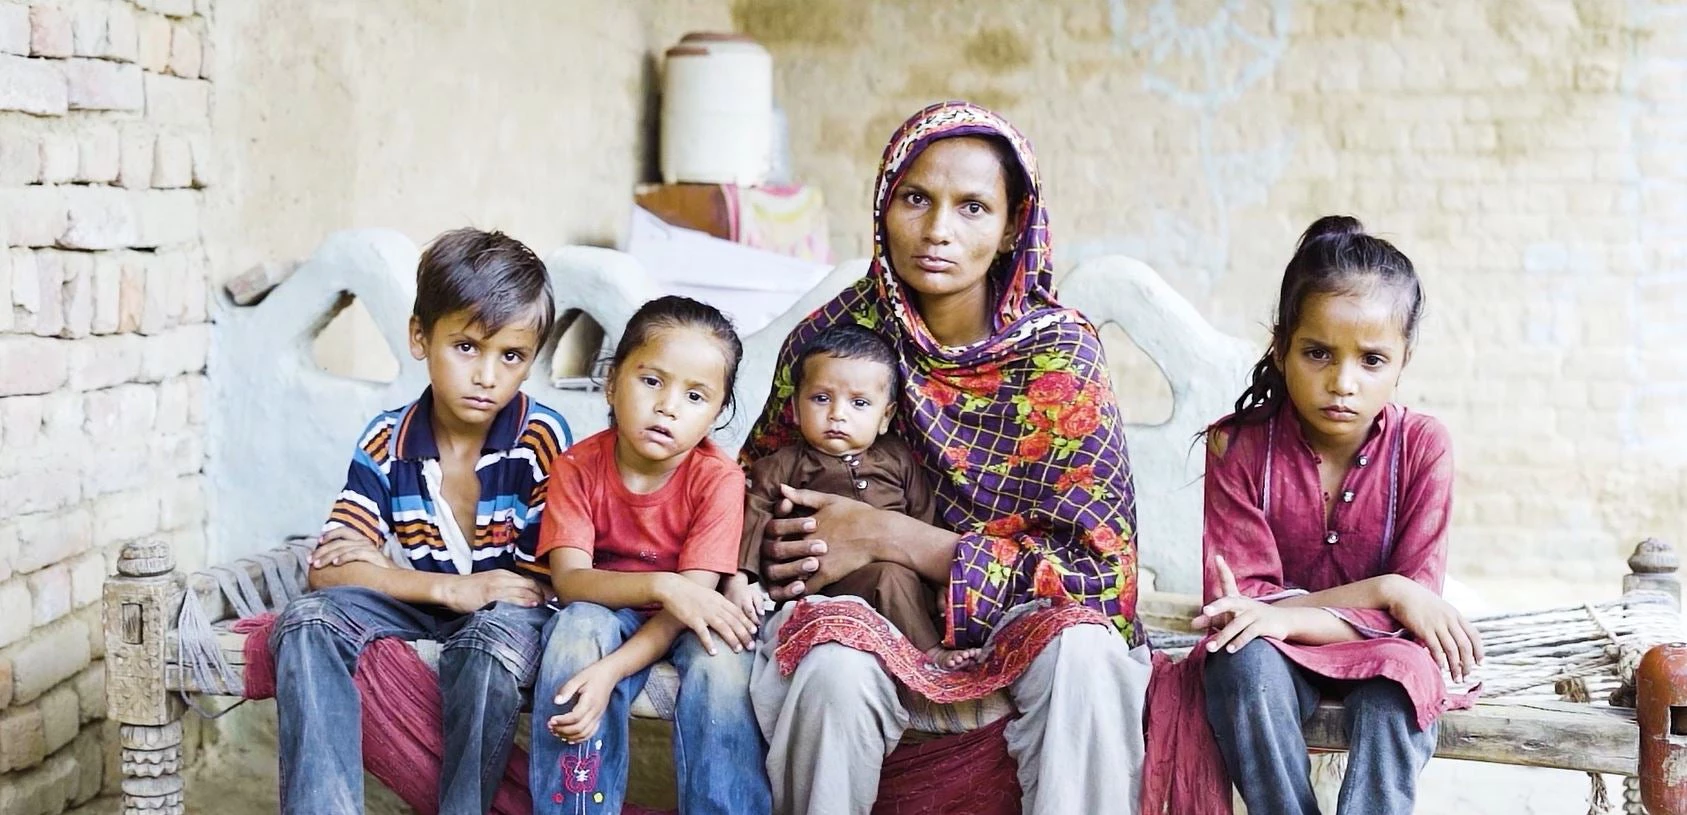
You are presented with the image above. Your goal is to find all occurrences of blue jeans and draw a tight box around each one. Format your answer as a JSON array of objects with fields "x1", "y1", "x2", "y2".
[
  {"x1": 270, "y1": 585, "x2": 553, "y2": 815},
  {"x1": 529, "y1": 602, "x2": 772, "y2": 815},
  {"x1": 1203, "y1": 639, "x2": 1438, "y2": 815}
]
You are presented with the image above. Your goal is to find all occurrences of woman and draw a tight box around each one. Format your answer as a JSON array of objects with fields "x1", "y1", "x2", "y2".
[{"x1": 743, "y1": 101, "x2": 1151, "y2": 815}]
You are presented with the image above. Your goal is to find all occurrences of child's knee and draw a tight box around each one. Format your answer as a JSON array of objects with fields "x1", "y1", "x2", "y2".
[
  {"x1": 270, "y1": 587, "x2": 377, "y2": 654},
  {"x1": 679, "y1": 644, "x2": 755, "y2": 704},
  {"x1": 275, "y1": 586, "x2": 363, "y2": 632},
  {"x1": 444, "y1": 604, "x2": 551, "y2": 681},
  {"x1": 1203, "y1": 639, "x2": 1294, "y2": 697},
  {"x1": 1343, "y1": 678, "x2": 1414, "y2": 721},
  {"x1": 540, "y1": 602, "x2": 624, "y2": 670}
]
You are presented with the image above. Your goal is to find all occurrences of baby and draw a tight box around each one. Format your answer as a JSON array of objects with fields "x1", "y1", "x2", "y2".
[{"x1": 725, "y1": 324, "x2": 978, "y2": 668}]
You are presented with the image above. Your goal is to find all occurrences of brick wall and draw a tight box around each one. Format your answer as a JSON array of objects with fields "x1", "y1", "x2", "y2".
[
  {"x1": 737, "y1": 0, "x2": 1687, "y2": 598},
  {"x1": 0, "y1": 0, "x2": 211, "y2": 810}
]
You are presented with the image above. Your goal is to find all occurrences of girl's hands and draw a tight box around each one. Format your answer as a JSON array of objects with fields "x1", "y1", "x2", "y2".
[
  {"x1": 656, "y1": 575, "x2": 757, "y2": 655},
  {"x1": 1194, "y1": 556, "x2": 1303, "y2": 653},
  {"x1": 1387, "y1": 578, "x2": 1484, "y2": 683},
  {"x1": 548, "y1": 660, "x2": 622, "y2": 744}
]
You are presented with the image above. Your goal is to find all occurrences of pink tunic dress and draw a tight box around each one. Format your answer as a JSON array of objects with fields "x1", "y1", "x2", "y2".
[{"x1": 1141, "y1": 403, "x2": 1475, "y2": 814}]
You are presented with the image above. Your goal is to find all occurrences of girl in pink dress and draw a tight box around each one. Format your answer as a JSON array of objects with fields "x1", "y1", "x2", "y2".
[{"x1": 1143, "y1": 215, "x2": 1483, "y2": 815}]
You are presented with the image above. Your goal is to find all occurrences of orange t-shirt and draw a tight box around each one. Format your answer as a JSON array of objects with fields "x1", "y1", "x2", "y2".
[{"x1": 537, "y1": 429, "x2": 744, "y2": 576}]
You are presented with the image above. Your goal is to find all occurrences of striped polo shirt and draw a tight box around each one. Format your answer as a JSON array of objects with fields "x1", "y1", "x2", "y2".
[{"x1": 323, "y1": 388, "x2": 572, "y2": 577}]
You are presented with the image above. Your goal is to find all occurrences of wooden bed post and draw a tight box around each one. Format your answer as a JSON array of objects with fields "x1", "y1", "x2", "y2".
[
  {"x1": 1623, "y1": 538, "x2": 1680, "y2": 607},
  {"x1": 102, "y1": 540, "x2": 186, "y2": 815},
  {"x1": 1623, "y1": 538, "x2": 1679, "y2": 815}
]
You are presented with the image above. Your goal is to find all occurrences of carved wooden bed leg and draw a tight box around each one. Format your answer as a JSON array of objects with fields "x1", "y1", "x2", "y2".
[
  {"x1": 103, "y1": 540, "x2": 186, "y2": 814},
  {"x1": 1626, "y1": 773, "x2": 1647, "y2": 815},
  {"x1": 1624, "y1": 538, "x2": 1678, "y2": 815}
]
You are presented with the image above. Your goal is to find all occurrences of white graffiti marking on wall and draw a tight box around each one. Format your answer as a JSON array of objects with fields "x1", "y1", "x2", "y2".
[{"x1": 1084, "y1": 0, "x2": 1297, "y2": 301}]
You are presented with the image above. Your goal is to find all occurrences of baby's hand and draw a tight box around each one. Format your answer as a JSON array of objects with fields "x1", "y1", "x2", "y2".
[{"x1": 723, "y1": 573, "x2": 768, "y2": 622}]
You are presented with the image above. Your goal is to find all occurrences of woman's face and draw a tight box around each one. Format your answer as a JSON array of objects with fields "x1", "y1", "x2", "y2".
[{"x1": 883, "y1": 136, "x2": 1018, "y2": 311}]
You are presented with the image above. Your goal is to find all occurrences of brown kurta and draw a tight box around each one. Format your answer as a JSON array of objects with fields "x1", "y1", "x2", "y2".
[{"x1": 740, "y1": 434, "x2": 943, "y2": 649}]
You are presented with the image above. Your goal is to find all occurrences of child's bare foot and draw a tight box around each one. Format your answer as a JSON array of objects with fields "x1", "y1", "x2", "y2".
[{"x1": 926, "y1": 646, "x2": 983, "y2": 670}]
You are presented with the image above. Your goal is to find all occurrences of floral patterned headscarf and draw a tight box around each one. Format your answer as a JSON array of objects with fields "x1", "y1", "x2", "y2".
[{"x1": 745, "y1": 101, "x2": 1142, "y2": 648}]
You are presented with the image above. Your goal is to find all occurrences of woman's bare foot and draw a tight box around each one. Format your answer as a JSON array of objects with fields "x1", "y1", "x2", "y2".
[{"x1": 926, "y1": 646, "x2": 983, "y2": 670}]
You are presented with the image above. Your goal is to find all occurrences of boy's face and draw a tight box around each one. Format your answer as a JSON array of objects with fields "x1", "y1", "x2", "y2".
[
  {"x1": 409, "y1": 307, "x2": 543, "y2": 434},
  {"x1": 794, "y1": 354, "x2": 895, "y2": 457}
]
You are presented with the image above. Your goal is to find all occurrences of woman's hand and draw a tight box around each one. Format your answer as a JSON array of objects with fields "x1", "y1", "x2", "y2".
[
  {"x1": 547, "y1": 659, "x2": 623, "y2": 744},
  {"x1": 758, "y1": 487, "x2": 888, "y2": 600},
  {"x1": 1387, "y1": 578, "x2": 1484, "y2": 683},
  {"x1": 654, "y1": 574, "x2": 756, "y2": 655}
]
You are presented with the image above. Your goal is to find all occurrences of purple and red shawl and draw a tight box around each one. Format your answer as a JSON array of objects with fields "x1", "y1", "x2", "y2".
[{"x1": 744, "y1": 100, "x2": 1143, "y2": 654}]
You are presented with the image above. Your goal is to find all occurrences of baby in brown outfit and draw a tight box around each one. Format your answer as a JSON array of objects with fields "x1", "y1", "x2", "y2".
[{"x1": 726, "y1": 325, "x2": 978, "y2": 668}]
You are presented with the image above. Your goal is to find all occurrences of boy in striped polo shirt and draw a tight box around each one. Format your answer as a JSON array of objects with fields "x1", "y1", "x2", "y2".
[{"x1": 270, "y1": 228, "x2": 571, "y2": 815}]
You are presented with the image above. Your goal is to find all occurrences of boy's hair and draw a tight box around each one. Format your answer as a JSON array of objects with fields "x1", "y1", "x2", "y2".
[
  {"x1": 1217, "y1": 215, "x2": 1422, "y2": 432},
  {"x1": 413, "y1": 228, "x2": 555, "y2": 342},
  {"x1": 793, "y1": 324, "x2": 899, "y2": 393},
  {"x1": 608, "y1": 295, "x2": 745, "y2": 425}
]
